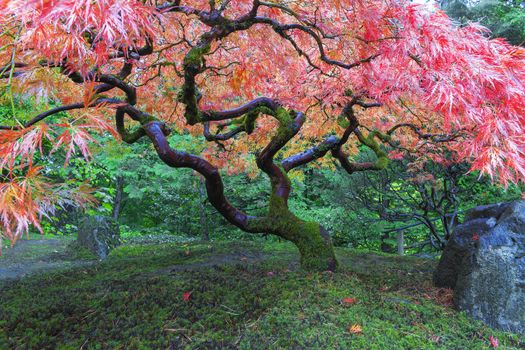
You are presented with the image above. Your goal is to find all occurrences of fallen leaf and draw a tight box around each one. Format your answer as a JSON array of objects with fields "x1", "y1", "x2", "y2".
[
  {"x1": 183, "y1": 291, "x2": 192, "y2": 301},
  {"x1": 489, "y1": 335, "x2": 499, "y2": 348},
  {"x1": 348, "y1": 324, "x2": 363, "y2": 334},
  {"x1": 342, "y1": 297, "x2": 358, "y2": 305}
]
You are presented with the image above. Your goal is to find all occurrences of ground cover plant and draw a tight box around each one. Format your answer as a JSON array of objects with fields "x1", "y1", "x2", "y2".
[{"x1": 0, "y1": 239, "x2": 522, "y2": 349}]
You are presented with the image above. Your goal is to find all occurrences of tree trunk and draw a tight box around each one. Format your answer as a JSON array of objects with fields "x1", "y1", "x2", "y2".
[
  {"x1": 198, "y1": 176, "x2": 210, "y2": 241},
  {"x1": 294, "y1": 224, "x2": 338, "y2": 271},
  {"x1": 396, "y1": 231, "x2": 404, "y2": 256},
  {"x1": 112, "y1": 175, "x2": 124, "y2": 221},
  {"x1": 247, "y1": 195, "x2": 338, "y2": 271}
]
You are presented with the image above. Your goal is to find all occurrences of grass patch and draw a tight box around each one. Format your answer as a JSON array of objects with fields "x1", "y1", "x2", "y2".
[{"x1": 0, "y1": 241, "x2": 521, "y2": 349}]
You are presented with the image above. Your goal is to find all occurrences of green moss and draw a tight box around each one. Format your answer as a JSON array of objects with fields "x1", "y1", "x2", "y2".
[
  {"x1": 65, "y1": 241, "x2": 98, "y2": 260},
  {"x1": 243, "y1": 110, "x2": 259, "y2": 134},
  {"x1": 375, "y1": 155, "x2": 389, "y2": 170},
  {"x1": 356, "y1": 130, "x2": 390, "y2": 170},
  {"x1": 274, "y1": 107, "x2": 293, "y2": 124},
  {"x1": 183, "y1": 43, "x2": 211, "y2": 67},
  {"x1": 250, "y1": 191, "x2": 337, "y2": 271},
  {"x1": 337, "y1": 114, "x2": 351, "y2": 128},
  {"x1": 0, "y1": 240, "x2": 521, "y2": 349},
  {"x1": 180, "y1": 43, "x2": 211, "y2": 125}
]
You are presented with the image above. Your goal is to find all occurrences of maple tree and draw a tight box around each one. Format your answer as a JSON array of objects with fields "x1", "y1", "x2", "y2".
[{"x1": 0, "y1": 0, "x2": 524, "y2": 270}]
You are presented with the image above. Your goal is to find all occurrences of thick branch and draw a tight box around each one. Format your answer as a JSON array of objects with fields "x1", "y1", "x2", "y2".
[
  {"x1": 142, "y1": 120, "x2": 256, "y2": 231},
  {"x1": 202, "y1": 97, "x2": 280, "y2": 121},
  {"x1": 115, "y1": 109, "x2": 147, "y2": 143},
  {"x1": 256, "y1": 109, "x2": 305, "y2": 201},
  {"x1": 281, "y1": 136, "x2": 338, "y2": 172}
]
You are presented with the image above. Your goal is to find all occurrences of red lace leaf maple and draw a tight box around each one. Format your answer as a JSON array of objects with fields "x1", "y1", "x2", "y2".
[{"x1": 0, "y1": 0, "x2": 523, "y2": 246}]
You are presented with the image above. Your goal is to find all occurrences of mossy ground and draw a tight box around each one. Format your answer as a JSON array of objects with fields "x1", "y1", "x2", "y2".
[{"x1": 0, "y1": 239, "x2": 522, "y2": 349}]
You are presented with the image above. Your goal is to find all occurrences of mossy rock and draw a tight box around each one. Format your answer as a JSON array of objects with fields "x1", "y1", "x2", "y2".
[{"x1": 77, "y1": 216, "x2": 121, "y2": 260}]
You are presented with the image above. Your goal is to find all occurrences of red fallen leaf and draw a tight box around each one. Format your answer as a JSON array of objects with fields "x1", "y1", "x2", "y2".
[
  {"x1": 472, "y1": 233, "x2": 480, "y2": 241},
  {"x1": 342, "y1": 297, "x2": 358, "y2": 305},
  {"x1": 489, "y1": 335, "x2": 499, "y2": 348},
  {"x1": 183, "y1": 291, "x2": 192, "y2": 301}
]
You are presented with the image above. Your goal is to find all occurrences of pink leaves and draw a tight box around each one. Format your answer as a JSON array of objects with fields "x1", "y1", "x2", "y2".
[
  {"x1": 489, "y1": 335, "x2": 499, "y2": 348},
  {"x1": 4, "y1": 0, "x2": 159, "y2": 71}
]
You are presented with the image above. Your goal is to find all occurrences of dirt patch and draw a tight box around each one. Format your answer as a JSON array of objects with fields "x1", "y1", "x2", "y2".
[
  {"x1": 0, "y1": 238, "x2": 95, "y2": 282},
  {"x1": 156, "y1": 250, "x2": 298, "y2": 275}
]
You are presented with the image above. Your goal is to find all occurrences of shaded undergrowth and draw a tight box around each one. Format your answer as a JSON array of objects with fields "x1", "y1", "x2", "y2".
[{"x1": 0, "y1": 240, "x2": 522, "y2": 349}]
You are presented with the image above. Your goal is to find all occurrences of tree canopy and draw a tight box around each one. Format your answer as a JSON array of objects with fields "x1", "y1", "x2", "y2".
[{"x1": 0, "y1": 0, "x2": 524, "y2": 269}]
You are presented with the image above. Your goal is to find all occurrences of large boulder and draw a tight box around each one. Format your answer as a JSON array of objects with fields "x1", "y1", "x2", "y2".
[
  {"x1": 77, "y1": 216, "x2": 121, "y2": 260},
  {"x1": 434, "y1": 201, "x2": 525, "y2": 334}
]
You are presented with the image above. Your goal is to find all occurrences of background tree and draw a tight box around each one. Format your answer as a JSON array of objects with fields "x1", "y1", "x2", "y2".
[
  {"x1": 441, "y1": 0, "x2": 525, "y2": 45},
  {"x1": 0, "y1": 0, "x2": 524, "y2": 270}
]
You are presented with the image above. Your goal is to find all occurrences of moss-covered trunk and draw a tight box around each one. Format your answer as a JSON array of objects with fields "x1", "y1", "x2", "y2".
[
  {"x1": 248, "y1": 195, "x2": 338, "y2": 271},
  {"x1": 292, "y1": 222, "x2": 338, "y2": 271}
]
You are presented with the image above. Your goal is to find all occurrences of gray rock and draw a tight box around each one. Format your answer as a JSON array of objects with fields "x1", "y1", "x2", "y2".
[
  {"x1": 463, "y1": 202, "x2": 513, "y2": 222},
  {"x1": 434, "y1": 217, "x2": 497, "y2": 289},
  {"x1": 77, "y1": 216, "x2": 121, "y2": 260},
  {"x1": 434, "y1": 201, "x2": 525, "y2": 334}
]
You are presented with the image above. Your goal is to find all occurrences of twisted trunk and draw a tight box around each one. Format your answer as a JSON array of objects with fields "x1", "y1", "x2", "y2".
[
  {"x1": 143, "y1": 121, "x2": 338, "y2": 271},
  {"x1": 247, "y1": 194, "x2": 337, "y2": 271}
]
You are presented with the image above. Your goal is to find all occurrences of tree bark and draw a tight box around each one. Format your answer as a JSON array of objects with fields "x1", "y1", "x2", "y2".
[
  {"x1": 198, "y1": 175, "x2": 210, "y2": 241},
  {"x1": 296, "y1": 225, "x2": 338, "y2": 271},
  {"x1": 246, "y1": 194, "x2": 338, "y2": 271},
  {"x1": 112, "y1": 175, "x2": 124, "y2": 221}
]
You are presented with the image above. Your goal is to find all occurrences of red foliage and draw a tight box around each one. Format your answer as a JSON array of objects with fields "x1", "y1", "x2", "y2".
[{"x1": 0, "y1": 0, "x2": 524, "y2": 244}]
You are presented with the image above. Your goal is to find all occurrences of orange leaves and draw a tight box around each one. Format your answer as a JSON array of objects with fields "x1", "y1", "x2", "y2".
[
  {"x1": 348, "y1": 323, "x2": 363, "y2": 334},
  {"x1": 0, "y1": 166, "x2": 51, "y2": 245},
  {"x1": 1, "y1": 0, "x2": 525, "y2": 246},
  {"x1": 0, "y1": 124, "x2": 52, "y2": 171},
  {"x1": 230, "y1": 65, "x2": 249, "y2": 94},
  {"x1": 0, "y1": 103, "x2": 113, "y2": 247},
  {"x1": 0, "y1": 165, "x2": 98, "y2": 249}
]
